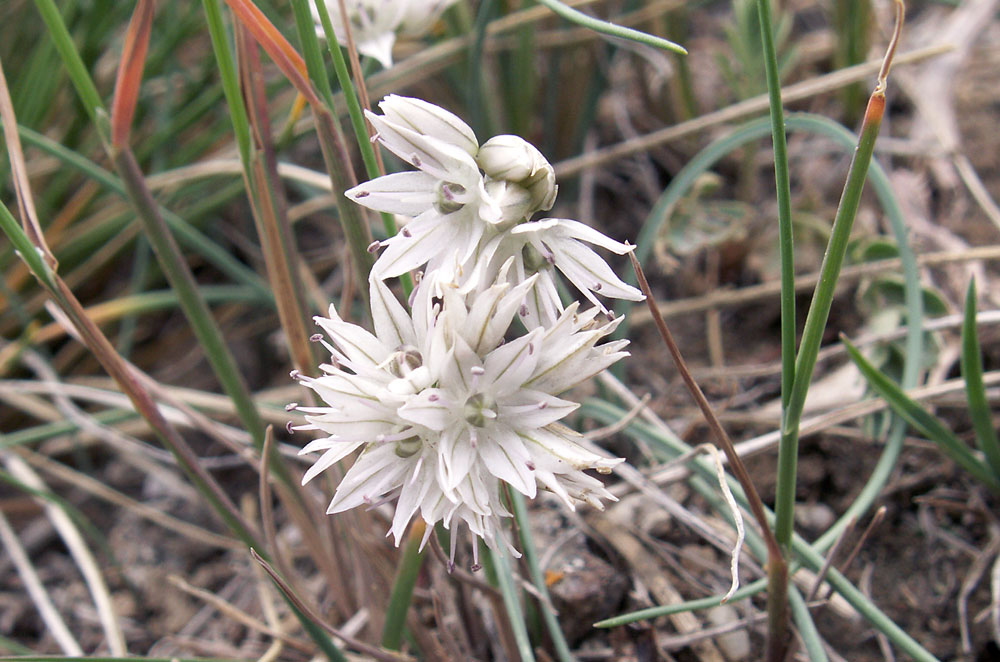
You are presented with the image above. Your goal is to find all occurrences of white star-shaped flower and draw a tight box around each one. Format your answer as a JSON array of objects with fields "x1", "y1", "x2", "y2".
[
  {"x1": 312, "y1": 0, "x2": 459, "y2": 68},
  {"x1": 347, "y1": 95, "x2": 642, "y2": 326},
  {"x1": 292, "y1": 268, "x2": 626, "y2": 566}
]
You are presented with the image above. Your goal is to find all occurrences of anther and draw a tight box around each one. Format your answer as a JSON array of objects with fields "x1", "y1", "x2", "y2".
[
  {"x1": 441, "y1": 184, "x2": 455, "y2": 201},
  {"x1": 470, "y1": 366, "x2": 485, "y2": 376},
  {"x1": 310, "y1": 333, "x2": 323, "y2": 342},
  {"x1": 537, "y1": 402, "x2": 547, "y2": 409},
  {"x1": 367, "y1": 240, "x2": 382, "y2": 254},
  {"x1": 411, "y1": 153, "x2": 422, "y2": 166},
  {"x1": 428, "y1": 393, "x2": 439, "y2": 402},
  {"x1": 401, "y1": 227, "x2": 412, "y2": 237},
  {"x1": 593, "y1": 282, "x2": 602, "y2": 291},
  {"x1": 526, "y1": 461, "x2": 536, "y2": 470},
  {"x1": 285, "y1": 421, "x2": 295, "y2": 434},
  {"x1": 519, "y1": 304, "x2": 529, "y2": 317},
  {"x1": 290, "y1": 369, "x2": 301, "y2": 379},
  {"x1": 285, "y1": 402, "x2": 298, "y2": 411},
  {"x1": 528, "y1": 343, "x2": 535, "y2": 355},
  {"x1": 470, "y1": 563, "x2": 482, "y2": 572},
  {"x1": 354, "y1": 190, "x2": 370, "y2": 198}
]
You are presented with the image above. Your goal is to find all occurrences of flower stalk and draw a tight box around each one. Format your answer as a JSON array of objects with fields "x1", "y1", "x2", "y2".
[{"x1": 768, "y1": 2, "x2": 904, "y2": 659}]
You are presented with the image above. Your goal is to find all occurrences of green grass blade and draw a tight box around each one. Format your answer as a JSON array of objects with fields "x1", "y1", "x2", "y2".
[
  {"x1": 31, "y1": 0, "x2": 105, "y2": 122},
  {"x1": 309, "y1": 0, "x2": 411, "y2": 294},
  {"x1": 535, "y1": 0, "x2": 686, "y2": 54},
  {"x1": 17, "y1": 125, "x2": 271, "y2": 299},
  {"x1": 594, "y1": 577, "x2": 768, "y2": 627},
  {"x1": 755, "y1": 0, "x2": 795, "y2": 413},
  {"x1": 844, "y1": 338, "x2": 1000, "y2": 490},
  {"x1": 961, "y1": 278, "x2": 1000, "y2": 477},
  {"x1": 510, "y1": 490, "x2": 574, "y2": 662},
  {"x1": 489, "y1": 545, "x2": 537, "y2": 662}
]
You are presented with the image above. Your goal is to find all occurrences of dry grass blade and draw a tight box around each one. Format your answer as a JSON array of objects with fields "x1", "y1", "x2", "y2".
[
  {"x1": 628, "y1": 252, "x2": 781, "y2": 563},
  {"x1": 249, "y1": 549, "x2": 416, "y2": 662},
  {"x1": 16, "y1": 446, "x2": 242, "y2": 551},
  {"x1": 110, "y1": 0, "x2": 155, "y2": 148},
  {"x1": 0, "y1": 56, "x2": 55, "y2": 268},
  {"x1": 167, "y1": 574, "x2": 314, "y2": 653},
  {"x1": 236, "y1": 23, "x2": 317, "y2": 376},
  {"x1": 553, "y1": 43, "x2": 950, "y2": 179},
  {"x1": 3, "y1": 454, "x2": 127, "y2": 655},
  {"x1": 0, "y1": 509, "x2": 83, "y2": 655},
  {"x1": 223, "y1": 0, "x2": 320, "y2": 105},
  {"x1": 0, "y1": 56, "x2": 259, "y2": 546}
]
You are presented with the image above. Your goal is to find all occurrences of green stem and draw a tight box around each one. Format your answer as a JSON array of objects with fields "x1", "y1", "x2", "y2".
[
  {"x1": 510, "y1": 491, "x2": 574, "y2": 662},
  {"x1": 777, "y1": 93, "x2": 886, "y2": 545},
  {"x1": 382, "y1": 521, "x2": 427, "y2": 650},
  {"x1": 490, "y1": 545, "x2": 537, "y2": 662},
  {"x1": 755, "y1": 0, "x2": 795, "y2": 412},
  {"x1": 756, "y1": 0, "x2": 796, "y2": 655}
]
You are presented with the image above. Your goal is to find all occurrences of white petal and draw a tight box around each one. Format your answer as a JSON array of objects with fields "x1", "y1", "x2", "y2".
[
  {"x1": 438, "y1": 425, "x2": 478, "y2": 493},
  {"x1": 550, "y1": 238, "x2": 644, "y2": 303},
  {"x1": 346, "y1": 171, "x2": 438, "y2": 216},
  {"x1": 301, "y1": 440, "x2": 366, "y2": 484},
  {"x1": 372, "y1": 211, "x2": 455, "y2": 278},
  {"x1": 478, "y1": 427, "x2": 536, "y2": 498},
  {"x1": 367, "y1": 110, "x2": 481, "y2": 182},
  {"x1": 482, "y1": 329, "x2": 542, "y2": 396},
  {"x1": 328, "y1": 443, "x2": 411, "y2": 512},
  {"x1": 314, "y1": 315, "x2": 389, "y2": 370},
  {"x1": 358, "y1": 31, "x2": 397, "y2": 69},
  {"x1": 547, "y1": 218, "x2": 635, "y2": 254},
  {"x1": 378, "y1": 95, "x2": 479, "y2": 156},
  {"x1": 370, "y1": 277, "x2": 416, "y2": 348},
  {"x1": 498, "y1": 390, "x2": 578, "y2": 429},
  {"x1": 398, "y1": 388, "x2": 452, "y2": 431}
]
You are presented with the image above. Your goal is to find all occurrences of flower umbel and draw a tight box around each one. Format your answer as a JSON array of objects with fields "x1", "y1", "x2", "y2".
[
  {"x1": 348, "y1": 95, "x2": 642, "y2": 326},
  {"x1": 293, "y1": 271, "x2": 626, "y2": 565}
]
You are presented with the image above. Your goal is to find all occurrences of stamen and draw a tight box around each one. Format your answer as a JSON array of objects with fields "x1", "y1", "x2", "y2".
[
  {"x1": 290, "y1": 369, "x2": 301, "y2": 379},
  {"x1": 354, "y1": 190, "x2": 370, "y2": 199},
  {"x1": 401, "y1": 226, "x2": 412, "y2": 237},
  {"x1": 310, "y1": 333, "x2": 323, "y2": 342},
  {"x1": 428, "y1": 393, "x2": 439, "y2": 402},
  {"x1": 469, "y1": 429, "x2": 478, "y2": 448},
  {"x1": 367, "y1": 240, "x2": 382, "y2": 254},
  {"x1": 519, "y1": 304, "x2": 528, "y2": 317},
  {"x1": 441, "y1": 184, "x2": 455, "y2": 200},
  {"x1": 526, "y1": 461, "x2": 536, "y2": 470},
  {"x1": 411, "y1": 153, "x2": 422, "y2": 167},
  {"x1": 538, "y1": 401, "x2": 547, "y2": 409},
  {"x1": 593, "y1": 282, "x2": 602, "y2": 291},
  {"x1": 528, "y1": 342, "x2": 535, "y2": 355},
  {"x1": 285, "y1": 402, "x2": 298, "y2": 411},
  {"x1": 470, "y1": 366, "x2": 485, "y2": 376},
  {"x1": 285, "y1": 421, "x2": 295, "y2": 434}
]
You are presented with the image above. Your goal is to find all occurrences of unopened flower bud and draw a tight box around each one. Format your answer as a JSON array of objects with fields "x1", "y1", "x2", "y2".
[{"x1": 477, "y1": 135, "x2": 556, "y2": 212}]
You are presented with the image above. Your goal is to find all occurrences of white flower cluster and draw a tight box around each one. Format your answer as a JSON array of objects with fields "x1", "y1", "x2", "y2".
[
  {"x1": 293, "y1": 96, "x2": 643, "y2": 566},
  {"x1": 312, "y1": 0, "x2": 459, "y2": 68}
]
